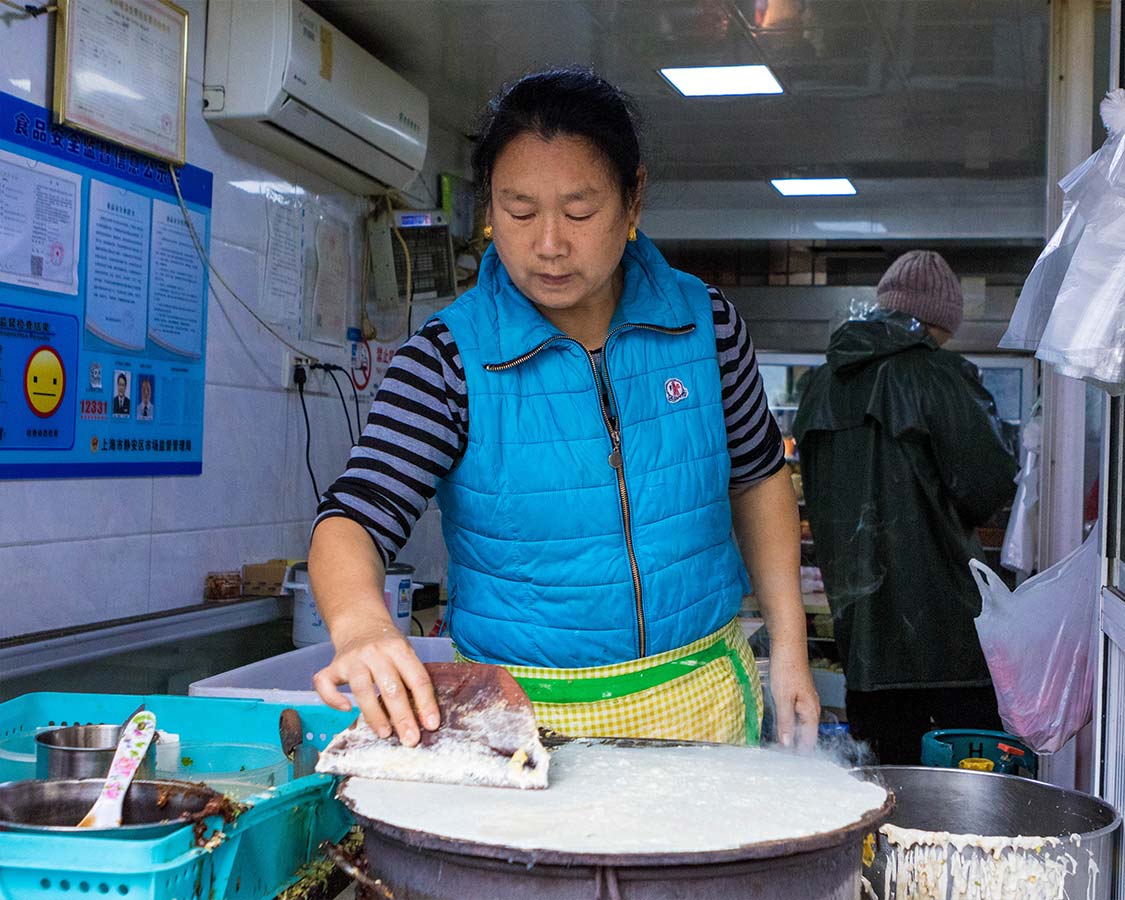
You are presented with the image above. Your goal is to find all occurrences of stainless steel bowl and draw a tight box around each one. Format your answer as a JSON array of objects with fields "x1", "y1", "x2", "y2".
[
  {"x1": 0, "y1": 778, "x2": 222, "y2": 839},
  {"x1": 35, "y1": 723, "x2": 157, "y2": 780},
  {"x1": 856, "y1": 766, "x2": 1121, "y2": 899}
]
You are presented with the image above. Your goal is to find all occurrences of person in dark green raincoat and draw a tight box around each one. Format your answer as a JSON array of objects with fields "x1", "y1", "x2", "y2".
[{"x1": 794, "y1": 250, "x2": 1018, "y2": 764}]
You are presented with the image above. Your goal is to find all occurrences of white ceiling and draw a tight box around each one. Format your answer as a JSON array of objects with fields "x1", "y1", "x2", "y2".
[{"x1": 309, "y1": 0, "x2": 1050, "y2": 238}]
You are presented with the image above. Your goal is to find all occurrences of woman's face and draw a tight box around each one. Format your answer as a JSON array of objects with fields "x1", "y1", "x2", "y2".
[{"x1": 488, "y1": 133, "x2": 639, "y2": 316}]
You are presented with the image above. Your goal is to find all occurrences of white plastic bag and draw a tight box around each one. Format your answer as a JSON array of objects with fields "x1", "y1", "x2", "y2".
[
  {"x1": 1000, "y1": 200, "x2": 1086, "y2": 351},
  {"x1": 1036, "y1": 198, "x2": 1125, "y2": 393},
  {"x1": 971, "y1": 530, "x2": 1101, "y2": 754},
  {"x1": 1001, "y1": 89, "x2": 1125, "y2": 393},
  {"x1": 1000, "y1": 416, "x2": 1041, "y2": 574}
]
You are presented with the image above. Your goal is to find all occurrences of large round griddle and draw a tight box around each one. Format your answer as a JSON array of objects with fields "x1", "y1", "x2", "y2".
[{"x1": 340, "y1": 737, "x2": 895, "y2": 900}]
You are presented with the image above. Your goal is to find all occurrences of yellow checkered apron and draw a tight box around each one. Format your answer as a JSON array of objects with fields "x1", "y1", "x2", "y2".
[{"x1": 455, "y1": 618, "x2": 763, "y2": 745}]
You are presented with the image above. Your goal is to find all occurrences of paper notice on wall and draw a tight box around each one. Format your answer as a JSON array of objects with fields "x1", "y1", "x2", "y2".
[
  {"x1": 85, "y1": 179, "x2": 151, "y2": 350},
  {"x1": 311, "y1": 215, "x2": 349, "y2": 345},
  {"x1": 0, "y1": 147, "x2": 80, "y2": 294},
  {"x1": 371, "y1": 338, "x2": 399, "y2": 387},
  {"x1": 961, "y1": 276, "x2": 987, "y2": 318},
  {"x1": 148, "y1": 197, "x2": 207, "y2": 358},
  {"x1": 262, "y1": 191, "x2": 304, "y2": 325}
]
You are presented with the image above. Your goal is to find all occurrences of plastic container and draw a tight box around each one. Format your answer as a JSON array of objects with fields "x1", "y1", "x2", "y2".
[
  {"x1": 286, "y1": 562, "x2": 419, "y2": 647},
  {"x1": 811, "y1": 666, "x2": 846, "y2": 709},
  {"x1": 383, "y1": 562, "x2": 416, "y2": 636},
  {"x1": 0, "y1": 731, "x2": 37, "y2": 781},
  {"x1": 285, "y1": 561, "x2": 326, "y2": 648},
  {"x1": 155, "y1": 741, "x2": 289, "y2": 800},
  {"x1": 189, "y1": 636, "x2": 454, "y2": 705},
  {"x1": 0, "y1": 692, "x2": 355, "y2": 900}
]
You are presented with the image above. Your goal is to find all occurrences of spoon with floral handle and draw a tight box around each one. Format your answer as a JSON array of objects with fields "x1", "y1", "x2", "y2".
[{"x1": 76, "y1": 710, "x2": 157, "y2": 828}]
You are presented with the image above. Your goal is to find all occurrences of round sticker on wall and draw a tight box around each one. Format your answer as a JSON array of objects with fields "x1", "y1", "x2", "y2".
[
  {"x1": 351, "y1": 339, "x2": 372, "y2": 391},
  {"x1": 24, "y1": 345, "x2": 66, "y2": 418}
]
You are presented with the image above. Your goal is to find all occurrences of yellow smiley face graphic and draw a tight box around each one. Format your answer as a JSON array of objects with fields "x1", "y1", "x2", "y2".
[{"x1": 24, "y1": 346, "x2": 66, "y2": 417}]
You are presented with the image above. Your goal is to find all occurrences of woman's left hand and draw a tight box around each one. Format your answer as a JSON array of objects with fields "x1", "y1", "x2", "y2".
[{"x1": 768, "y1": 642, "x2": 821, "y2": 752}]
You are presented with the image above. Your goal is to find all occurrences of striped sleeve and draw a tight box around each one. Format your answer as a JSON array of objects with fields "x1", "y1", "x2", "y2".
[
  {"x1": 709, "y1": 287, "x2": 786, "y2": 486},
  {"x1": 314, "y1": 320, "x2": 468, "y2": 564}
]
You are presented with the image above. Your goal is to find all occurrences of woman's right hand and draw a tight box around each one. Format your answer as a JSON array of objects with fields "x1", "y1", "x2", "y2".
[{"x1": 313, "y1": 624, "x2": 441, "y2": 747}]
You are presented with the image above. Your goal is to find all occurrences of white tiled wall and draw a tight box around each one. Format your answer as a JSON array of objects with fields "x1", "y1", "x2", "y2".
[{"x1": 0, "y1": 2, "x2": 461, "y2": 638}]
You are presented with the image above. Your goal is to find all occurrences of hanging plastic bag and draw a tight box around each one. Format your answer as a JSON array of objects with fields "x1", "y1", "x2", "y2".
[
  {"x1": 1000, "y1": 103, "x2": 1113, "y2": 351},
  {"x1": 1000, "y1": 201, "x2": 1086, "y2": 351},
  {"x1": 1035, "y1": 193, "x2": 1125, "y2": 393},
  {"x1": 1000, "y1": 415, "x2": 1041, "y2": 574},
  {"x1": 1000, "y1": 89, "x2": 1125, "y2": 392},
  {"x1": 971, "y1": 529, "x2": 1101, "y2": 754}
]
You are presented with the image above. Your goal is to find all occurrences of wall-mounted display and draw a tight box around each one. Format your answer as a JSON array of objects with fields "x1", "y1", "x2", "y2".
[
  {"x1": 0, "y1": 90, "x2": 211, "y2": 479},
  {"x1": 53, "y1": 0, "x2": 189, "y2": 165}
]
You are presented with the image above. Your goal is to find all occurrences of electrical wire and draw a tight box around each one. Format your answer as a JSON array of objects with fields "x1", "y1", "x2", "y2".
[
  {"x1": 385, "y1": 195, "x2": 414, "y2": 337},
  {"x1": 359, "y1": 190, "x2": 420, "y2": 342},
  {"x1": 168, "y1": 164, "x2": 317, "y2": 361},
  {"x1": 0, "y1": 0, "x2": 56, "y2": 15},
  {"x1": 359, "y1": 212, "x2": 376, "y2": 340},
  {"x1": 320, "y1": 362, "x2": 364, "y2": 442},
  {"x1": 346, "y1": 367, "x2": 363, "y2": 439},
  {"x1": 297, "y1": 379, "x2": 320, "y2": 501},
  {"x1": 319, "y1": 364, "x2": 356, "y2": 446}
]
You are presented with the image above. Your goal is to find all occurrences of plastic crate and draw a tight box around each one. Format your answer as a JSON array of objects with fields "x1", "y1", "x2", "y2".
[
  {"x1": 189, "y1": 637, "x2": 454, "y2": 705},
  {"x1": 0, "y1": 692, "x2": 356, "y2": 900}
]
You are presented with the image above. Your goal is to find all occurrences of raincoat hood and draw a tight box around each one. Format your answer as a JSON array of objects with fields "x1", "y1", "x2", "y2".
[{"x1": 826, "y1": 309, "x2": 938, "y2": 374}]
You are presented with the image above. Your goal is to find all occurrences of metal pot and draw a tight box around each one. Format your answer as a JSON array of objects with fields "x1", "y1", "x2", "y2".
[
  {"x1": 0, "y1": 778, "x2": 226, "y2": 839},
  {"x1": 35, "y1": 723, "x2": 156, "y2": 780},
  {"x1": 342, "y1": 738, "x2": 895, "y2": 900},
  {"x1": 857, "y1": 766, "x2": 1121, "y2": 899}
]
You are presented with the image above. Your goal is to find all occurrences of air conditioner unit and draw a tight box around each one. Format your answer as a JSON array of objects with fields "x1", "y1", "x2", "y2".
[{"x1": 202, "y1": 0, "x2": 428, "y2": 195}]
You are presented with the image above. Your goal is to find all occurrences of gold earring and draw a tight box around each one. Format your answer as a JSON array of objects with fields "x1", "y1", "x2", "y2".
[
  {"x1": 483, "y1": 224, "x2": 493, "y2": 240},
  {"x1": 628, "y1": 225, "x2": 637, "y2": 242}
]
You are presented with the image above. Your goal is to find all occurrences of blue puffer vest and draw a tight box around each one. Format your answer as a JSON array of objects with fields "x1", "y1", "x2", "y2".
[{"x1": 433, "y1": 233, "x2": 747, "y2": 667}]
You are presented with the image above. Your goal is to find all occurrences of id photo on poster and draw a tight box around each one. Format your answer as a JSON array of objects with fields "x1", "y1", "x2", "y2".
[
  {"x1": 136, "y1": 375, "x2": 154, "y2": 421},
  {"x1": 112, "y1": 370, "x2": 131, "y2": 417}
]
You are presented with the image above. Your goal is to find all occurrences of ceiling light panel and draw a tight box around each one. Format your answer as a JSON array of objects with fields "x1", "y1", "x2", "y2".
[
  {"x1": 771, "y1": 178, "x2": 857, "y2": 196},
  {"x1": 660, "y1": 65, "x2": 783, "y2": 96}
]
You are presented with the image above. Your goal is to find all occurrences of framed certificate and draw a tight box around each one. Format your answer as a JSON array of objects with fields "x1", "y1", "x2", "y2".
[{"x1": 53, "y1": 0, "x2": 189, "y2": 165}]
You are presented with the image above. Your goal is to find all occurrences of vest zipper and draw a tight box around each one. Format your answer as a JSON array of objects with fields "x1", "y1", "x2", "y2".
[
  {"x1": 483, "y1": 335, "x2": 571, "y2": 372},
  {"x1": 484, "y1": 321, "x2": 697, "y2": 659},
  {"x1": 581, "y1": 340, "x2": 646, "y2": 657}
]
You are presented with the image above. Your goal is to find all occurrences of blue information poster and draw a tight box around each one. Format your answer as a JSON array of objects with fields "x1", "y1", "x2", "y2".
[{"x1": 0, "y1": 91, "x2": 212, "y2": 478}]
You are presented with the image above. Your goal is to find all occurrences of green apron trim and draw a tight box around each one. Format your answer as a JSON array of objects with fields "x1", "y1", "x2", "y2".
[
  {"x1": 723, "y1": 638, "x2": 761, "y2": 745},
  {"x1": 511, "y1": 640, "x2": 729, "y2": 705}
]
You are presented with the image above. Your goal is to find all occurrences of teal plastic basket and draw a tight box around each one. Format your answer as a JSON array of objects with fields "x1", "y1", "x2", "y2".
[
  {"x1": 0, "y1": 692, "x2": 356, "y2": 900},
  {"x1": 920, "y1": 728, "x2": 1038, "y2": 779}
]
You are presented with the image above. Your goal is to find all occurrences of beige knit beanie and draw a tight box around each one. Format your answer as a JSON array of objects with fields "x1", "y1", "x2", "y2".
[{"x1": 876, "y1": 250, "x2": 964, "y2": 334}]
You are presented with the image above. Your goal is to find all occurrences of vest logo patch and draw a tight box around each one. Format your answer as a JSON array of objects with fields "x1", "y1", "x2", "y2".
[{"x1": 665, "y1": 377, "x2": 689, "y2": 404}]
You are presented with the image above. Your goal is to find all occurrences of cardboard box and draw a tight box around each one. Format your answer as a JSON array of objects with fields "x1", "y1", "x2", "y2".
[{"x1": 241, "y1": 559, "x2": 291, "y2": 597}]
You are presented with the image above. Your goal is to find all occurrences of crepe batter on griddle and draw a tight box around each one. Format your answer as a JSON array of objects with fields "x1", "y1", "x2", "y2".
[{"x1": 341, "y1": 742, "x2": 887, "y2": 855}]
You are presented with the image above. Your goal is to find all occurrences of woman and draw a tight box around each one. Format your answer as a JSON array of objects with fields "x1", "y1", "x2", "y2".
[{"x1": 310, "y1": 67, "x2": 818, "y2": 750}]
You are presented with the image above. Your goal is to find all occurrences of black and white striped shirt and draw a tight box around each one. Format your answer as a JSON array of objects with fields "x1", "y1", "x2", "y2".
[{"x1": 316, "y1": 289, "x2": 785, "y2": 564}]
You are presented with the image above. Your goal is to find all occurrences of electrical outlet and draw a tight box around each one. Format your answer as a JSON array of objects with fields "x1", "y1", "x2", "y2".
[{"x1": 283, "y1": 352, "x2": 318, "y2": 391}]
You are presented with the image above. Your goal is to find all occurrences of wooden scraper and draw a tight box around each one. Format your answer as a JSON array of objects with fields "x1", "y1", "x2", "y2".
[{"x1": 316, "y1": 662, "x2": 550, "y2": 789}]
